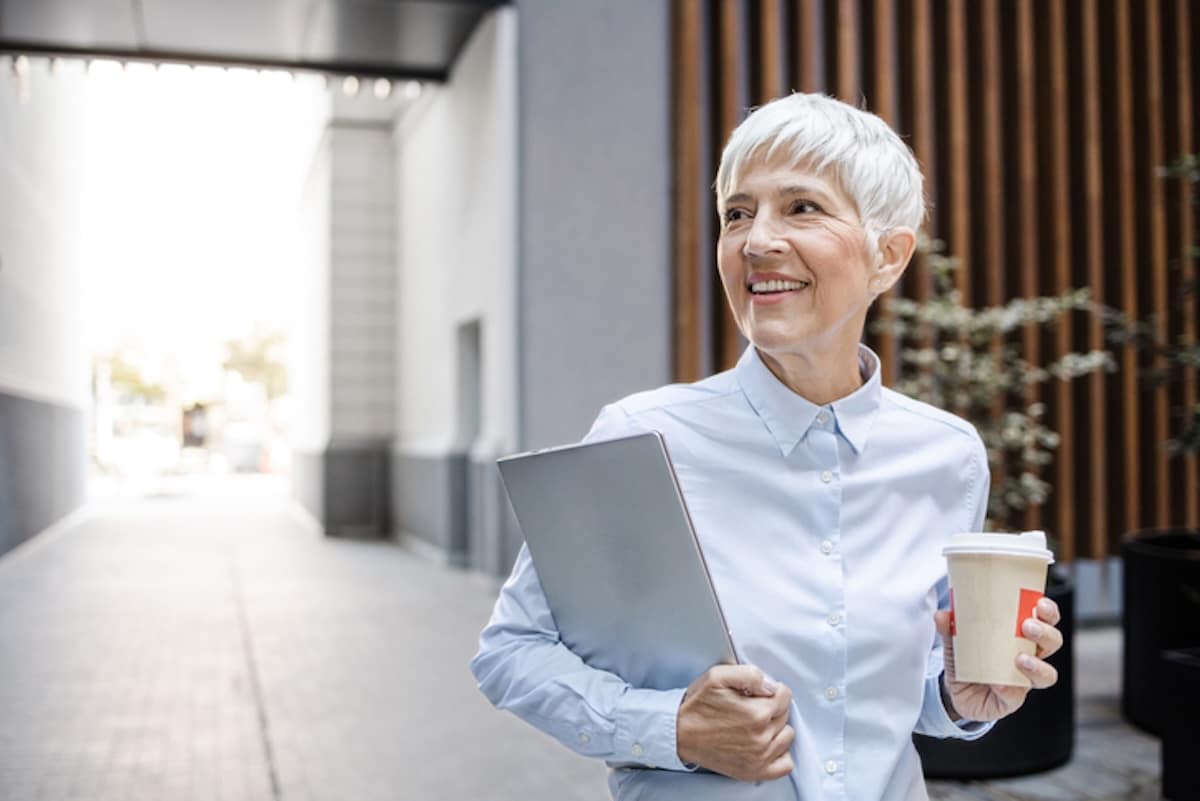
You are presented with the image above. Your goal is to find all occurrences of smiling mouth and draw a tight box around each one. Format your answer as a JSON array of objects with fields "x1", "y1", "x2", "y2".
[{"x1": 748, "y1": 279, "x2": 811, "y2": 295}]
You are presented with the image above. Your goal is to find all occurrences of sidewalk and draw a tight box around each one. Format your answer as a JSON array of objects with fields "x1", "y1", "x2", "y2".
[{"x1": 0, "y1": 477, "x2": 1161, "y2": 801}]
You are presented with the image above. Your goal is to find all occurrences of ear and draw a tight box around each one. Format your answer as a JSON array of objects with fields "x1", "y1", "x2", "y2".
[{"x1": 870, "y1": 227, "x2": 917, "y2": 295}]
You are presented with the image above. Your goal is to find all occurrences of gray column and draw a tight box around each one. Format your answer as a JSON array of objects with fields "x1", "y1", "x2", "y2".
[{"x1": 515, "y1": 0, "x2": 674, "y2": 450}]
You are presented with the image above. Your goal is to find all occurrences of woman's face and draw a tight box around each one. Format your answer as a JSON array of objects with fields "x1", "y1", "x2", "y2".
[{"x1": 717, "y1": 159, "x2": 882, "y2": 361}]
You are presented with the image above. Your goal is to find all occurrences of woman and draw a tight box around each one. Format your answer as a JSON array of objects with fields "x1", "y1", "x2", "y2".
[{"x1": 470, "y1": 93, "x2": 1063, "y2": 801}]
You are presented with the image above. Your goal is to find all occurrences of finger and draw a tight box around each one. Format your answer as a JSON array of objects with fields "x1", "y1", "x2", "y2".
[
  {"x1": 934, "y1": 609, "x2": 952, "y2": 638},
  {"x1": 1021, "y1": 617, "x2": 1064, "y2": 659},
  {"x1": 765, "y1": 724, "x2": 795, "y2": 761},
  {"x1": 710, "y1": 664, "x2": 776, "y2": 696},
  {"x1": 1016, "y1": 653, "x2": 1059, "y2": 689},
  {"x1": 768, "y1": 684, "x2": 793, "y2": 718},
  {"x1": 1035, "y1": 597, "x2": 1061, "y2": 627},
  {"x1": 761, "y1": 751, "x2": 795, "y2": 781}
]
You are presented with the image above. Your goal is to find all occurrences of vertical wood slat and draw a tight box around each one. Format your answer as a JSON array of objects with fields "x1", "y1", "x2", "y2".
[
  {"x1": 945, "y1": 0, "x2": 971, "y2": 301},
  {"x1": 1144, "y1": 0, "x2": 1172, "y2": 526},
  {"x1": 1015, "y1": 0, "x2": 1042, "y2": 531},
  {"x1": 1048, "y1": 0, "x2": 1076, "y2": 561},
  {"x1": 672, "y1": 0, "x2": 705, "y2": 383},
  {"x1": 759, "y1": 0, "x2": 786, "y2": 102},
  {"x1": 979, "y1": 0, "x2": 1004, "y2": 309},
  {"x1": 836, "y1": 0, "x2": 860, "y2": 102},
  {"x1": 1178, "y1": 0, "x2": 1200, "y2": 527},
  {"x1": 794, "y1": 0, "x2": 823, "y2": 94},
  {"x1": 907, "y1": 0, "x2": 934, "y2": 309},
  {"x1": 1082, "y1": 0, "x2": 1110, "y2": 556},
  {"x1": 718, "y1": 0, "x2": 747, "y2": 370},
  {"x1": 872, "y1": 0, "x2": 898, "y2": 386},
  {"x1": 1115, "y1": 0, "x2": 1141, "y2": 541}
]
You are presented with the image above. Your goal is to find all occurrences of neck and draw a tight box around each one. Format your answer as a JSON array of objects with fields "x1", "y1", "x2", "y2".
[{"x1": 756, "y1": 341, "x2": 865, "y2": 406}]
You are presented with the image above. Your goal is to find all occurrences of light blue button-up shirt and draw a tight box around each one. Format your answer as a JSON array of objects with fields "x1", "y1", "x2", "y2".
[{"x1": 471, "y1": 345, "x2": 992, "y2": 800}]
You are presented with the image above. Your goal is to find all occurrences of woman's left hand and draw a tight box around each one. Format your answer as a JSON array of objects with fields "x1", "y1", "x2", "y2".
[{"x1": 932, "y1": 596, "x2": 1063, "y2": 722}]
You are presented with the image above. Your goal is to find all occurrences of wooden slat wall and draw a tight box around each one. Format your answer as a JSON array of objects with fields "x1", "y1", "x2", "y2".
[{"x1": 670, "y1": 0, "x2": 1200, "y2": 559}]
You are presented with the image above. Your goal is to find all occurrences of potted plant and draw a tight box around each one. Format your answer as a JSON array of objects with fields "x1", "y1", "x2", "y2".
[
  {"x1": 872, "y1": 240, "x2": 1113, "y2": 777},
  {"x1": 1100, "y1": 155, "x2": 1200, "y2": 737}
]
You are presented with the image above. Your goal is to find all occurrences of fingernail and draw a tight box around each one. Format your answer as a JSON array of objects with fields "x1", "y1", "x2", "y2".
[
  {"x1": 1018, "y1": 654, "x2": 1035, "y2": 669},
  {"x1": 1023, "y1": 619, "x2": 1044, "y2": 637},
  {"x1": 761, "y1": 674, "x2": 778, "y2": 694}
]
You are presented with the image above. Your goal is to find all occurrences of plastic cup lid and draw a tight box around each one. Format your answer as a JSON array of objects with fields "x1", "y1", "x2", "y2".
[{"x1": 942, "y1": 530, "x2": 1054, "y2": 563}]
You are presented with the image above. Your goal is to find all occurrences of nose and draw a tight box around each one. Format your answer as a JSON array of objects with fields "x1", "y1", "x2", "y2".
[{"x1": 742, "y1": 213, "x2": 785, "y2": 259}]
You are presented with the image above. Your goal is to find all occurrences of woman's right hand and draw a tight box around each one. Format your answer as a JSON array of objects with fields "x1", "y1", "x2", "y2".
[{"x1": 675, "y1": 664, "x2": 795, "y2": 782}]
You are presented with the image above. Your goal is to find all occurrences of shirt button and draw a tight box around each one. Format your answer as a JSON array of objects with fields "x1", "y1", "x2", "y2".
[
  {"x1": 824, "y1": 686, "x2": 839, "y2": 700},
  {"x1": 816, "y1": 412, "x2": 829, "y2": 425},
  {"x1": 631, "y1": 743, "x2": 644, "y2": 758},
  {"x1": 578, "y1": 732, "x2": 590, "y2": 744},
  {"x1": 820, "y1": 540, "x2": 834, "y2": 555},
  {"x1": 827, "y1": 611, "x2": 842, "y2": 627},
  {"x1": 825, "y1": 759, "x2": 838, "y2": 774},
  {"x1": 820, "y1": 470, "x2": 834, "y2": 483}
]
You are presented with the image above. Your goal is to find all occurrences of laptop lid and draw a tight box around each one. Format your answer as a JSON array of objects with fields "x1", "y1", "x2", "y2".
[{"x1": 497, "y1": 431, "x2": 738, "y2": 691}]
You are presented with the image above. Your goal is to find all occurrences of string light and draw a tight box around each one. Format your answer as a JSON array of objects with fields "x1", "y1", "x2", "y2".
[
  {"x1": 341, "y1": 75, "x2": 359, "y2": 96},
  {"x1": 372, "y1": 78, "x2": 391, "y2": 99},
  {"x1": 403, "y1": 80, "x2": 422, "y2": 100}
]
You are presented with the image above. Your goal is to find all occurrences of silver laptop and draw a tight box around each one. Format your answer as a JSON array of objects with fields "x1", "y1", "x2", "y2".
[{"x1": 496, "y1": 431, "x2": 739, "y2": 691}]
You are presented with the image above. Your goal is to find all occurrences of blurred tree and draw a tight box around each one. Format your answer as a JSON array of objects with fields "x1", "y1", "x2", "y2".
[
  {"x1": 222, "y1": 330, "x2": 288, "y2": 399},
  {"x1": 96, "y1": 353, "x2": 167, "y2": 403},
  {"x1": 1100, "y1": 155, "x2": 1200, "y2": 456},
  {"x1": 873, "y1": 239, "x2": 1113, "y2": 532}
]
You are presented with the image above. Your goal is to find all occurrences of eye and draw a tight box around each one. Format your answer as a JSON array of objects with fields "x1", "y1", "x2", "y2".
[
  {"x1": 789, "y1": 199, "x2": 821, "y2": 214},
  {"x1": 723, "y1": 207, "x2": 751, "y2": 225}
]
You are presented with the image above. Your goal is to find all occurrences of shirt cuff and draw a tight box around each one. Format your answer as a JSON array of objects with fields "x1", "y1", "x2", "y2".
[
  {"x1": 919, "y1": 673, "x2": 993, "y2": 740},
  {"x1": 612, "y1": 686, "x2": 695, "y2": 771}
]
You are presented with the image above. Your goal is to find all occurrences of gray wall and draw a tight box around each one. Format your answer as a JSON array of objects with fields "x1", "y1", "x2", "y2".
[
  {"x1": 516, "y1": 0, "x2": 673, "y2": 450},
  {"x1": 0, "y1": 392, "x2": 86, "y2": 555},
  {"x1": 0, "y1": 60, "x2": 90, "y2": 556}
]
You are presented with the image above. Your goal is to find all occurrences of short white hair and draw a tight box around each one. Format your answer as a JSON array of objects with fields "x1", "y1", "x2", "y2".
[{"x1": 715, "y1": 93, "x2": 925, "y2": 243}]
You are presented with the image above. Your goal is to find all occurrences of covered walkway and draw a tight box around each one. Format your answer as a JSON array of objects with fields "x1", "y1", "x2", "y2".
[{"x1": 0, "y1": 480, "x2": 1160, "y2": 801}]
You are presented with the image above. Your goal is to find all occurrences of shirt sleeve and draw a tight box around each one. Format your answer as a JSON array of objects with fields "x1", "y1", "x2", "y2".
[
  {"x1": 915, "y1": 430, "x2": 994, "y2": 740},
  {"x1": 469, "y1": 404, "x2": 695, "y2": 771}
]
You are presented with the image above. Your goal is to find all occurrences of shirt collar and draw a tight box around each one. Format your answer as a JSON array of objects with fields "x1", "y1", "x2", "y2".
[{"x1": 735, "y1": 344, "x2": 883, "y2": 457}]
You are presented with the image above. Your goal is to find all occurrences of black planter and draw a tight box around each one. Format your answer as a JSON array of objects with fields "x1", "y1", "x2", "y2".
[
  {"x1": 913, "y1": 569, "x2": 1074, "y2": 779},
  {"x1": 1162, "y1": 648, "x2": 1200, "y2": 801},
  {"x1": 1120, "y1": 529, "x2": 1200, "y2": 735}
]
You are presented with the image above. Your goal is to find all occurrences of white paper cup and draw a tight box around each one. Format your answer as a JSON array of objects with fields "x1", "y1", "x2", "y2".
[{"x1": 943, "y1": 531, "x2": 1054, "y2": 687}]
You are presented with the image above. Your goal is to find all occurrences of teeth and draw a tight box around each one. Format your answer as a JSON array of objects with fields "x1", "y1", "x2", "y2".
[{"x1": 750, "y1": 279, "x2": 809, "y2": 294}]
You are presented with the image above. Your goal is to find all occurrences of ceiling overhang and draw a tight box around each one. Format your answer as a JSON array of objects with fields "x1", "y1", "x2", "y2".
[{"x1": 0, "y1": 0, "x2": 507, "y2": 82}]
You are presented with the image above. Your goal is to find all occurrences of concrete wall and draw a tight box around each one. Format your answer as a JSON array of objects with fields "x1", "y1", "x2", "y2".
[
  {"x1": 0, "y1": 58, "x2": 89, "y2": 555},
  {"x1": 392, "y1": 8, "x2": 518, "y2": 569},
  {"x1": 516, "y1": 0, "x2": 674, "y2": 451}
]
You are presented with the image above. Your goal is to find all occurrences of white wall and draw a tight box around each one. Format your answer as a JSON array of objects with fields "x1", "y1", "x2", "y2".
[
  {"x1": 291, "y1": 130, "x2": 333, "y2": 452},
  {"x1": 395, "y1": 8, "x2": 518, "y2": 459},
  {"x1": 0, "y1": 59, "x2": 89, "y2": 409}
]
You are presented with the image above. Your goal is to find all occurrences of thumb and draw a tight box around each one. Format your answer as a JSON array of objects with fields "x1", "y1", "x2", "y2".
[
  {"x1": 934, "y1": 609, "x2": 952, "y2": 639},
  {"x1": 717, "y1": 664, "x2": 777, "y2": 697}
]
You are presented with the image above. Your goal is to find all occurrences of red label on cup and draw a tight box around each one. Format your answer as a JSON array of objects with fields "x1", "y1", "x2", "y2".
[
  {"x1": 1015, "y1": 588, "x2": 1044, "y2": 637},
  {"x1": 949, "y1": 589, "x2": 956, "y2": 636}
]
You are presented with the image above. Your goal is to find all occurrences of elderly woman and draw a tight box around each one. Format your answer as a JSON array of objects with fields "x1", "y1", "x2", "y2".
[{"x1": 470, "y1": 93, "x2": 1062, "y2": 800}]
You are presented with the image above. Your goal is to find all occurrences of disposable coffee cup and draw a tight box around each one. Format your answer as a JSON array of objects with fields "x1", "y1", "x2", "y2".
[{"x1": 942, "y1": 531, "x2": 1054, "y2": 687}]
